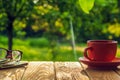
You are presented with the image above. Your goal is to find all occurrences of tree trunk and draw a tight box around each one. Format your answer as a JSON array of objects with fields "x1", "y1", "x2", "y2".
[
  {"x1": 6, "y1": 11, "x2": 15, "y2": 50},
  {"x1": 7, "y1": 14, "x2": 14, "y2": 50},
  {"x1": 7, "y1": 21, "x2": 13, "y2": 50}
]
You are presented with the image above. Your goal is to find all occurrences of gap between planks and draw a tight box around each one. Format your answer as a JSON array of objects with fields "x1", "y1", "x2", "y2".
[
  {"x1": 3, "y1": 61, "x2": 120, "y2": 80},
  {"x1": 54, "y1": 62, "x2": 89, "y2": 80},
  {"x1": 22, "y1": 61, "x2": 89, "y2": 80}
]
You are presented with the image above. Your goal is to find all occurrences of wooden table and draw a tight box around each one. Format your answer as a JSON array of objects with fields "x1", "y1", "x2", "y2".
[{"x1": 1, "y1": 61, "x2": 120, "y2": 80}]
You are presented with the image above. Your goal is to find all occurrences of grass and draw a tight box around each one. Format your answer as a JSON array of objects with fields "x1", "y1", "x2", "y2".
[
  {"x1": 0, "y1": 35, "x2": 83, "y2": 61},
  {"x1": 0, "y1": 35, "x2": 120, "y2": 61}
]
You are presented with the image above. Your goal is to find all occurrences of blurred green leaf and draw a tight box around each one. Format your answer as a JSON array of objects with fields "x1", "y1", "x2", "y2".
[{"x1": 79, "y1": 0, "x2": 95, "y2": 14}]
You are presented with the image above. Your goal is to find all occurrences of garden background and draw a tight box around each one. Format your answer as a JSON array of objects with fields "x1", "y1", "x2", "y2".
[{"x1": 0, "y1": 0, "x2": 120, "y2": 61}]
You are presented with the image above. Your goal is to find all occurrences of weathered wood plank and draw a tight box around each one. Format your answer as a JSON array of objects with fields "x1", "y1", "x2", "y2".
[
  {"x1": 114, "y1": 66, "x2": 120, "y2": 75},
  {"x1": 81, "y1": 64, "x2": 120, "y2": 80},
  {"x1": 22, "y1": 62, "x2": 55, "y2": 80},
  {"x1": 0, "y1": 66, "x2": 26, "y2": 80},
  {"x1": 55, "y1": 62, "x2": 89, "y2": 80}
]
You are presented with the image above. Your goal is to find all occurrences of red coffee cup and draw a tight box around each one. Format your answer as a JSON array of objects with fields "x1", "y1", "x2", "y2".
[{"x1": 84, "y1": 40, "x2": 117, "y2": 61}]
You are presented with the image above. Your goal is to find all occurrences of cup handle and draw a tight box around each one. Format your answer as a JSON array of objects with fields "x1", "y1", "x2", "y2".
[{"x1": 84, "y1": 47, "x2": 93, "y2": 60}]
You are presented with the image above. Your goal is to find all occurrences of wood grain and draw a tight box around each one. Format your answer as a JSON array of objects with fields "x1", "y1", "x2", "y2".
[
  {"x1": 81, "y1": 64, "x2": 120, "y2": 80},
  {"x1": 55, "y1": 62, "x2": 89, "y2": 80},
  {"x1": 1, "y1": 62, "x2": 120, "y2": 80},
  {"x1": 0, "y1": 67, "x2": 26, "y2": 80},
  {"x1": 22, "y1": 62, "x2": 55, "y2": 80}
]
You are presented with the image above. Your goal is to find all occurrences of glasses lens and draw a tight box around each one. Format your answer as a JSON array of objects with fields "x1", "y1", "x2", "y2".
[
  {"x1": 12, "y1": 51, "x2": 21, "y2": 61},
  {"x1": 0, "y1": 48, "x2": 7, "y2": 59}
]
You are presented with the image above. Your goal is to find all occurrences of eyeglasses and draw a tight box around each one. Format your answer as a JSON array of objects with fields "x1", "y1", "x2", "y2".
[{"x1": 0, "y1": 48, "x2": 22, "y2": 63}]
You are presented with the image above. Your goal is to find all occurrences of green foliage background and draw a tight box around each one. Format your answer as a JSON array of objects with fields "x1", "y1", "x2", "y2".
[
  {"x1": 0, "y1": 0, "x2": 120, "y2": 61},
  {"x1": 0, "y1": 0, "x2": 120, "y2": 41}
]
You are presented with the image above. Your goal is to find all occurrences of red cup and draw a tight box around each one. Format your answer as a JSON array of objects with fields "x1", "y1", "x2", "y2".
[{"x1": 84, "y1": 40, "x2": 117, "y2": 61}]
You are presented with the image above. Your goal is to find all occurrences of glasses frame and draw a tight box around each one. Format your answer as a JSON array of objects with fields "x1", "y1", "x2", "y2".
[{"x1": 0, "y1": 48, "x2": 22, "y2": 61}]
